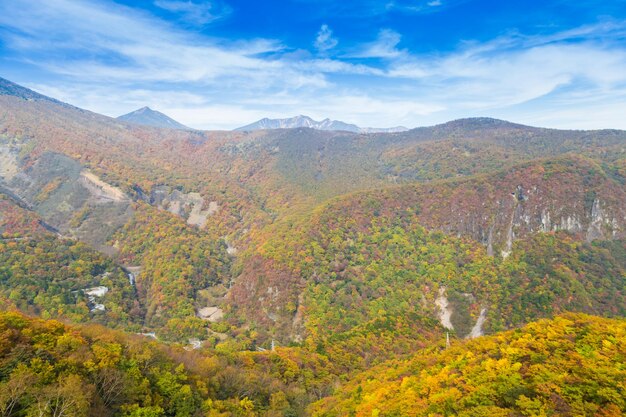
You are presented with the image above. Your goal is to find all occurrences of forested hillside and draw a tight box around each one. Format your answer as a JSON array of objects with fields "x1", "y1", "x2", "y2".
[
  {"x1": 0, "y1": 311, "x2": 623, "y2": 417},
  {"x1": 232, "y1": 187, "x2": 625, "y2": 368},
  {"x1": 0, "y1": 311, "x2": 337, "y2": 416},
  {"x1": 311, "y1": 313, "x2": 626, "y2": 417},
  {"x1": 228, "y1": 155, "x2": 625, "y2": 346},
  {"x1": 1, "y1": 196, "x2": 140, "y2": 329}
]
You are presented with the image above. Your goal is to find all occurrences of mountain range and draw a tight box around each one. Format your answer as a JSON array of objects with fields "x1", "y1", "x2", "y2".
[
  {"x1": 235, "y1": 114, "x2": 409, "y2": 133},
  {"x1": 0, "y1": 75, "x2": 625, "y2": 415}
]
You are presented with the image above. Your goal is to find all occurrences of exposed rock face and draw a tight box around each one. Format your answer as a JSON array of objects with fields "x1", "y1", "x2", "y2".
[
  {"x1": 1, "y1": 143, "x2": 214, "y2": 254},
  {"x1": 79, "y1": 171, "x2": 128, "y2": 202},
  {"x1": 467, "y1": 308, "x2": 487, "y2": 339},
  {"x1": 327, "y1": 157, "x2": 625, "y2": 263},
  {"x1": 435, "y1": 287, "x2": 454, "y2": 330},
  {"x1": 435, "y1": 288, "x2": 488, "y2": 338},
  {"x1": 197, "y1": 306, "x2": 224, "y2": 322},
  {"x1": 586, "y1": 198, "x2": 617, "y2": 241},
  {"x1": 0, "y1": 146, "x2": 18, "y2": 180},
  {"x1": 136, "y1": 185, "x2": 218, "y2": 228},
  {"x1": 382, "y1": 157, "x2": 626, "y2": 256}
]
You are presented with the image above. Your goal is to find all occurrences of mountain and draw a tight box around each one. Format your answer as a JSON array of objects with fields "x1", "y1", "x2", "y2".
[
  {"x1": 235, "y1": 115, "x2": 358, "y2": 131},
  {"x1": 1, "y1": 76, "x2": 626, "y2": 415},
  {"x1": 117, "y1": 106, "x2": 190, "y2": 129},
  {"x1": 231, "y1": 156, "x2": 626, "y2": 360},
  {"x1": 235, "y1": 114, "x2": 408, "y2": 133},
  {"x1": 1, "y1": 75, "x2": 625, "y2": 345}
]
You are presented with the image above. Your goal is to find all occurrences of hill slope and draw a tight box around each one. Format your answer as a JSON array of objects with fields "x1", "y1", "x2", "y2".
[
  {"x1": 0, "y1": 77, "x2": 626, "y2": 416},
  {"x1": 0, "y1": 310, "x2": 337, "y2": 416},
  {"x1": 311, "y1": 313, "x2": 626, "y2": 417},
  {"x1": 229, "y1": 156, "x2": 625, "y2": 349}
]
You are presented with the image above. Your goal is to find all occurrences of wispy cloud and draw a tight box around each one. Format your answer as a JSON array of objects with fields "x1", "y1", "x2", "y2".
[
  {"x1": 348, "y1": 29, "x2": 406, "y2": 59},
  {"x1": 314, "y1": 24, "x2": 338, "y2": 53},
  {"x1": 384, "y1": 22, "x2": 626, "y2": 110},
  {"x1": 292, "y1": 0, "x2": 464, "y2": 18},
  {"x1": 385, "y1": 0, "x2": 469, "y2": 15},
  {"x1": 154, "y1": 0, "x2": 231, "y2": 26},
  {"x1": 0, "y1": 0, "x2": 318, "y2": 90}
]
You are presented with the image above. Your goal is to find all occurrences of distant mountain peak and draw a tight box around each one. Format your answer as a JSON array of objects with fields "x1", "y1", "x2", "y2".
[
  {"x1": 117, "y1": 107, "x2": 189, "y2": 130},
  {"x1": 135, "y1": 106, "x2": 158, "y2": 113},
  {"x1": 235, "y1": 115, "x2": 409, "y2": 133}
]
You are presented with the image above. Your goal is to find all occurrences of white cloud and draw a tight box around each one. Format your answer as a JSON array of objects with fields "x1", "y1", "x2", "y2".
[
  {"x1": 314, "y1": 24, "x2": 338, "y2": 52},
  {"x1": 0, "y1": 0, "x2": 304, "y2": 88},
  {"x1": 384, "y1": 26, "x2": 626, "y2": 113},
  {"x1": 154, "y1": 0, "x2": 231, "y2": 25},
  {"x1": 348, "y1": 29, "x2": 406, "y2": 59},
  {"x1": 385, "y1": 0, "x2": 461, "y2": 15}
]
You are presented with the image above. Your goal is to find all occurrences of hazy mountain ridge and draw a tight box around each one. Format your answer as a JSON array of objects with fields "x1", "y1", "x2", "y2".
[{"x1": 235, "y1": 114, "x2": 409, "y2": 133}]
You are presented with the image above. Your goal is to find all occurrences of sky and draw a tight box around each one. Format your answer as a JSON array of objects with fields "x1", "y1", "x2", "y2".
[{"x1": 1, "y1": 0, "x2": 626, "y2": 130}]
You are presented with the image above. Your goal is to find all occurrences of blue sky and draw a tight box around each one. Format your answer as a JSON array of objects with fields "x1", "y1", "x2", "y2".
[{"x1": 1, "y1": 0, "x2": 626, "y2": 129}]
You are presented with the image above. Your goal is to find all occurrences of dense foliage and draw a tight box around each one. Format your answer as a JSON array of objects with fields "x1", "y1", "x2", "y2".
[
  {"x1": 0, "y1": 234, "x2": 139, "y2": 329},
  {"x1": 0, "y1": 196, "x2": 45, "y2": 236},
  {"x1": 113, "y1": 203, "x2": 232, "y2": 340},
  {"x1": 0, "y1": 311, "x2": 338, "y2": 417},
  {"x1": 311, "y1": 313, "x2": 626, "y2": 417},
  {"x1": 234, "y1": 187, "x2": 626, "y2": 369}
]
